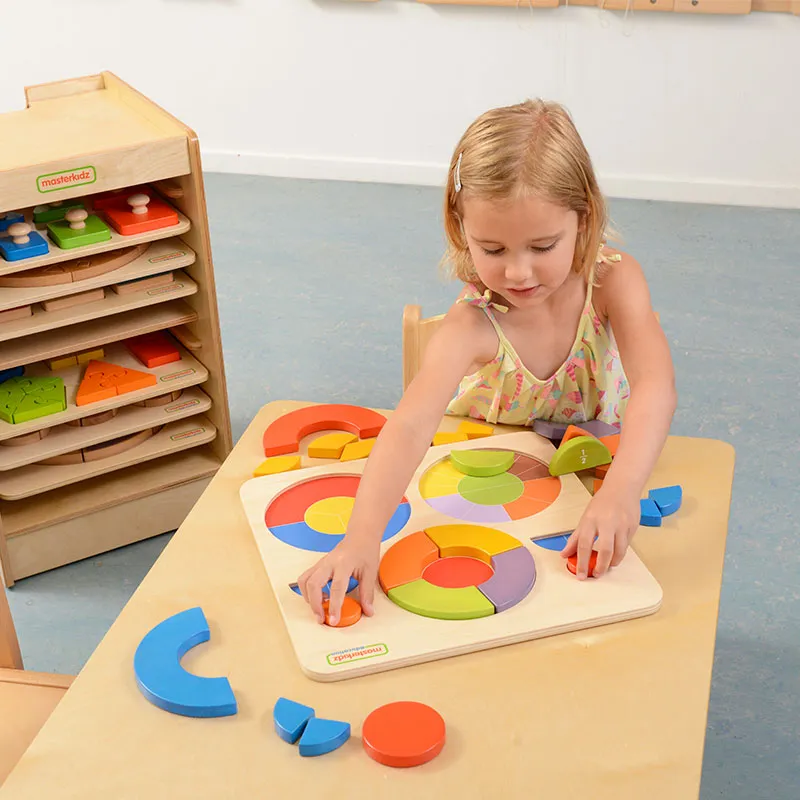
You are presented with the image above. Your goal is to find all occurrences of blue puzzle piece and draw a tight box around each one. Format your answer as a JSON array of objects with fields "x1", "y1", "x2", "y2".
[
  {"x1": 0, "y1": 366, "x2": 25, "y2": 384},
  {"x1": 0, "y1": 212, "x2": 24, "y2": 233},
  {"x1": 133, "y1": 606, "x2": 237, "y2": 718},
  {"x1": 0, "y1": 230, "x2": 49, "y2": 262},
  {"x1": 298, "y1": 717, "x2": 351, "y2": 757},
  {"x1": 274, "y1": 697, "x2": 315, "y2": 743},
  {"x1": 531, "y1": 532, "x2": 572, "y2": 551},
  {"x1": 289, "y1": 576, "x2": 359, "y2": 596},
  {"x1": 648, "y1": 485, "x2": 682, "y2": 517},
  {"x1": 640, "y1": 498, "x2": 662, "y2": 527}
]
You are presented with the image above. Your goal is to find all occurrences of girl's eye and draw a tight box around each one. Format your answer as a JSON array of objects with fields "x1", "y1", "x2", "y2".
[
  {"x1": 481, "y1": 247, "x2": 504, "y2": 256},
  {"x1": 532, "y1": 242, "x2": 557, "y2": 253}
]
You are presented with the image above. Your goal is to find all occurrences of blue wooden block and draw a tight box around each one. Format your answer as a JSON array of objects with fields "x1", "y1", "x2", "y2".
[
  {"x1": 274, "y1": 697, "x2": 315, "y2": 743},
  {"x1": 0, "y1": 366, "x2": 25, "y2": 384},
  {"x1": 531, "y1": 532, "x2": 572, "y2": 551},
  {"x1": 0, "y1": 230, "x2": 49, "y2": 262},
  {"x1": 648, "y1": 485, "x2": 682, "y2": 517},
  {"x1": 289, "y1": 576, "x2": 359, "y2": 596},
  {"x1": 298, "y1": 717, "x2": 351, "y2": 757},
  {"x1": 0, "y1": 212, "x2": 24, "y2": 233},
  {"x1": 133, "y1": 607, "x2": 237, "y2": 718},
  {"x1": 640, "y1": 498, "x2": 662, "y2": 527}
]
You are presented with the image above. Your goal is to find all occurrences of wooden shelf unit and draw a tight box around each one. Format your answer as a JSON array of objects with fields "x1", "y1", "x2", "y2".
[{"x1": 0, "y1": 72, "x2": 233, "y2": 586}]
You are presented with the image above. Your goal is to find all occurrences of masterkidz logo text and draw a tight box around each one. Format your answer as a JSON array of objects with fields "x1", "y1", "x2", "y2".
[
  {"x1": 326, "y1": 643, "x2": 388, "y2": 666},
  {"x1": 37, "y1": 167, "x2": 96, "y2": 193}
]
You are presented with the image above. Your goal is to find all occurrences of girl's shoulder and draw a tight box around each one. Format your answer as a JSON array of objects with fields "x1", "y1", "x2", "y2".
[{"x1": 592, "y1": 246, "x2": 648, "y2": 321}]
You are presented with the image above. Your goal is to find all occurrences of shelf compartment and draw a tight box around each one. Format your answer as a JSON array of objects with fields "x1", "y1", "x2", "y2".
[
  {"x1": 0, "y1": 269, "x2": 198, "y2": 341},
  {"x1": 1, "y1": 447, "x2": 220, "y2": 538},
  {"x1": 0, "y1": 299, "x2": 198, "y2": 372},
  {"x1": 0, "y1": 211, "x2": 191, "y2": 278},
  {"x1": 0, "y1": 237, "x2": 195, "y2": 312},
  {"x1": 0, "y1": 340, "x2": 208, "y2": 441},
  {"x1": 0, "y1": 415, "x2": 217, "y2": 500},
  {"x1": 0, "y1": 386, "x2": 211, "y2": 470}
]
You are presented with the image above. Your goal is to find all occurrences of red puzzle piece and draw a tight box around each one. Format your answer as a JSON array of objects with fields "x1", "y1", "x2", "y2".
[
  {"x1": 99, "y1": 191, "x2": 179, "y2": 236},
  {"x1": 262, "y1": 404, "x2": 388, "y2": 457},
  {"x1": 125, "y1": 332, "x2": 181, "y2": 369}
]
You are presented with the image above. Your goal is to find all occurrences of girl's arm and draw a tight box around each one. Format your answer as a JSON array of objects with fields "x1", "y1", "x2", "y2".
[
  {"x1": 298, "y1": 302, "x2": 494, "y2": 623},
  {"x1": 564, "y1": 254, "x2": 677, "y2": 579}
]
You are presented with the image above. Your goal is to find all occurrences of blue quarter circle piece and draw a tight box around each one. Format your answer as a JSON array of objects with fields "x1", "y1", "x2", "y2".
[
  {"x1": 648, "y1": 485, "x2": 682, "y2": 516},
  {"x1": 532, "y1": 533, "x2": 571, "y2": 551},
  {"x1": 298, "y1": 717, "x2": 351, "y2": 757},
  {"x1": 639, "y1": 498, "x2": 663, "y2": 527},
  {"x1": 290, "y1": 576, "x2": 359, "y2": 596},
  {"x1": 133, "y1": 607, "x2": 237, "y2": 718},
  {"x1": 274, "y1": 697, "x2": 315, "y2": 743}
]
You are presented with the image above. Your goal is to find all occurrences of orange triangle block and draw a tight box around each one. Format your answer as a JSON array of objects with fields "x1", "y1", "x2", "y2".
[{"x1": 76, "y1": 361, "x2": 157, "y2": 406}]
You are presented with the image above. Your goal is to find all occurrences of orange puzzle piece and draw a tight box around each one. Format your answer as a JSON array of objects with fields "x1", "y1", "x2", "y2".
[
  {"x1": 262, "y1": 404, "x2": 387, "y2": 457},
  {"x1": 560, "y1": 424, "x2": 597, "y2": 447},
  {"x1": 124, "y1": 332, "x2": 181, "y2": 369},
  {"x1": 99, "y1": 192, "x2": 180, "y2": 236},
  {"x1": 75, "y1": 361, "x2": 157, "y2": 406}
]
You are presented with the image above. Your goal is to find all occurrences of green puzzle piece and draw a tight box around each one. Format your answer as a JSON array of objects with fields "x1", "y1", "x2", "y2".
[
  {"x1": 47, "y1": 214, "x2": 111, "y2": 249},
  {"x1": 0, "y1": 376, "x2": 66, "y2": 424},
  {"x1": 33, "y1": 201, "x2": 86, "y2": 224},
  {"x1": 548, "y1": 435, "x2": 612, "y2": 476},
  {"x1": 450, "y1": 449, "x2": 514, "y2": 478}
]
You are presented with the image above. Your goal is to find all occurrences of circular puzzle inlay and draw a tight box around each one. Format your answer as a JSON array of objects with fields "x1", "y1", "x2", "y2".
[
  {"x1": 264, "y1": 475, "x2": 410, "y2": 553},
  {"x1": 379, "y1": 525, "x2": 536, "y2": 620},
  {"x1": 419, "y1": 450, "x2": 560, "y2": 523}
]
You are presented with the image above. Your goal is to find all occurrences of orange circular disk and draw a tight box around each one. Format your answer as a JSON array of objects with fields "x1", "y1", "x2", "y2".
[
  {"x1": 567, "y1": 551, "x2": 598, "y2": 577},
  {"x1": 323, "y1": 596, "x2": 362, "y2": 627},
  {"x1": 362, "y1": 701, "x2": 445, "y2": 768}
]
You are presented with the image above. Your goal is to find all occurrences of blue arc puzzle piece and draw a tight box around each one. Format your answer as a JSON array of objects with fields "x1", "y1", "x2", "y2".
[
  {"x1": 648, "y1": 485, "x2": 682, "y2": 516},
  {"x1": 289, "y1": 576, "x2": 359, "y2": 596},
  {"x1": 298, "y1": 717, "x2": 351, "y2": 757},
  {"x1": 531, "y1": 532, "x2": 572, "y2": 551},
  {"x1": 639, "y1": 498, "x2": 662, "y2": 527},
  {"x1": 133, "y1": 607, "x2": 237, "y2": 718},
  {"x1": 274, "y1": 697, "x2": 315, "y2": 743}
]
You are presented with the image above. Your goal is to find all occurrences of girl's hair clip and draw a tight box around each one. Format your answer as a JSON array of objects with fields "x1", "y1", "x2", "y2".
[{"x1": 454, "y1": 152, "x2": 463, "y2": 193}]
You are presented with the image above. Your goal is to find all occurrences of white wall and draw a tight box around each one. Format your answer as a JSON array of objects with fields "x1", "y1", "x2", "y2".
[{"x1": 2, "y1": 1, "x2": 799, "y2": 207}]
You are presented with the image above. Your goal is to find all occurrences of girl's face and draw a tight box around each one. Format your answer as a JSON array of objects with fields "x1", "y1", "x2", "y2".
[{"x1": 460, "y1": 194, "x2": 580, "y2": 308}]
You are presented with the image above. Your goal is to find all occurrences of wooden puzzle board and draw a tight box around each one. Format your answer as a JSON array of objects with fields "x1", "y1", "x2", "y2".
[{"x1": 239, "y1": 431, "x2": 663, "y2": 681}]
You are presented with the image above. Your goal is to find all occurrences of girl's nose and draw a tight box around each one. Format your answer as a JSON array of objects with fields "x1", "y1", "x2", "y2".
[{"x1": 504, "y1": 254, "x2": 534, "y2": 282}]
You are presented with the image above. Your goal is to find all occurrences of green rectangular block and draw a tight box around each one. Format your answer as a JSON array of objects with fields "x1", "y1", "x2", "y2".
[
  {"x1": 47, "y1": 214, "x2": 111, "y2": 249},
  {"x1": 33, "y1": 200, "x2": 86, "y2": 224}
]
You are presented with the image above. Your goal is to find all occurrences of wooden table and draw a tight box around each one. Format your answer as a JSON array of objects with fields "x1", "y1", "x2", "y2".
[{"x1": 0, "y1": 401, "x2": 735, "y2": 799}]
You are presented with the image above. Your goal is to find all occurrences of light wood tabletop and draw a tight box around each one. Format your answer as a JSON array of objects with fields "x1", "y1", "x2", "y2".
[{"x1": 0, "y1": 401, "x2": 735, "y2": 799}]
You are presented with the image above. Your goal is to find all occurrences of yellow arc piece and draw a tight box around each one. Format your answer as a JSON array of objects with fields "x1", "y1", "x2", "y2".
[
  {"x1": 418, "y1": 460, "x2": 463, "y2": 499},
  {"x1": 424, "y1": 524, "x2": 522, "y2": 558},
  {"x1": 308, "y1": 432, "x2": 358, "y2": 459},
  {"x1": 253, "y1": 455, "x2": 301, "y2": 477},
  {"x1": 305, "y1": 497, "x2": 355, "y2": 535},
  {"x1": 339, "y1": 438, "x2": 376, "y2": 462}
]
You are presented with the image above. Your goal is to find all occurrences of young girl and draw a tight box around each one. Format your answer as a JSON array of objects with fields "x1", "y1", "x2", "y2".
[{"x1": 298, "y1": 99, "x2": 676, "y2": 626}]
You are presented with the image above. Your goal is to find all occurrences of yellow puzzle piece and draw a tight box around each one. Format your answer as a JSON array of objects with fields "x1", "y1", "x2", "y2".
[
  {"x1": 308, "y1": 432, "x2": 358, "y2": 459},
  {"x1": 457, "y1": 420, "x2": 494, "y2": 439},
  {"x1": 253, "y1": 455, "x2": 302, "y2": 477},
  {"x1": 340, "y1": 437, "x2": 376, "y2": 462},
  {"x1": 432, "y1": 432, "x2": 469, "y2": 446}
]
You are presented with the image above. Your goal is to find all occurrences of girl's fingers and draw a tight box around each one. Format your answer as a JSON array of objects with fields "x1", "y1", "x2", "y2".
[
  {"x1": 326, "y1": 570, "x2": 352, "y2": 626},
  {"x1": 575, "y1": 527, "x2": 596, "y2": 580},
  {"x1": 592, "y1": 531, "x2": 615, "y2": 577},
  {"x1": 560, "y1": 528, "x2": 580, "y2": 558},
  {"x1": 359, "y1": 567, "x2": 377, "y2": 616}
]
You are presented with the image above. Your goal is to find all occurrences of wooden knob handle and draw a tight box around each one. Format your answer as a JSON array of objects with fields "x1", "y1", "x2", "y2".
[
  {"x1": 8, "y1": 222, "x2": 31, "y2": 244},
  {"x1": 128, "y1": 193, "x2": 150, "y2": 216},
  {"x1": 66, "y1": 209, "x2": 88, "y2": 230}
]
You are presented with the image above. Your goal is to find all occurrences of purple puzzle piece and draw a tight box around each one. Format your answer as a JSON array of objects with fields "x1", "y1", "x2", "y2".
[
  {"x1": 425, "y1": 493, "x2": 511, "y2": 523},
  {"x1": 477, "y1": 547, "x2": 536, "y2": 612},
  {"x1": 576, "y1": 420, "x2": 620, "y2": 438}
]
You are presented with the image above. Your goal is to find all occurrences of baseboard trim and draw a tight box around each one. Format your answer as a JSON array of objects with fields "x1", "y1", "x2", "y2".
[{"x1": 201, "y1": 149, "x2": 800, "y2": 209}]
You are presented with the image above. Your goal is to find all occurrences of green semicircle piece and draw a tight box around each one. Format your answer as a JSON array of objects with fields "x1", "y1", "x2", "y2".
[
  {"x1": 549, "y1": 436, "x2": 612, "y2": 476},
  {"x1": 449, "y1": 449, "x2": 515, "y2": 477}
]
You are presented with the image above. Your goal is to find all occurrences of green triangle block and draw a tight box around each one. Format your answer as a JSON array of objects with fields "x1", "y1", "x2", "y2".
[
  {"x1": 450, "y1": 449, "x2": 514, "y2": 477},
  {"x1": 549, "y1": 435, "x2": 612, "y2": 476}
]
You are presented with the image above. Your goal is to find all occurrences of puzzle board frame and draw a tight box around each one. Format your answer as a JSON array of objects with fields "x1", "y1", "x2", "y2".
[{"x1": 239, "y1": 431, "x2": 663, "y2": 681}]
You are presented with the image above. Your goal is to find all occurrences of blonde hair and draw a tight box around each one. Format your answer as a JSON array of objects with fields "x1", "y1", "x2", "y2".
[{"x1": 442, "y1": 99, "x2": 611, "y2": 286}]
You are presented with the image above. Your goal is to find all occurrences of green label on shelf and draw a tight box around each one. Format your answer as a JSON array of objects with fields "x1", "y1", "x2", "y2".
[
  {"x1": 36, "y1": 166, "x2": 97, "y2": 193},
  {"x1": 326, "y1": 643, "x2": 389, "y2": 667}
]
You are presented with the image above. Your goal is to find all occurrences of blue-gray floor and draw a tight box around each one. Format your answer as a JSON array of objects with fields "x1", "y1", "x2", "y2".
[{"x1": 7, "y1": 175, "x2": 800, "y2": 798}]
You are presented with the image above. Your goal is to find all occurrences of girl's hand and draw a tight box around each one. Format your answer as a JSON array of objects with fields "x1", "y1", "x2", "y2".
[
  {"x1": 561, "y1": 485, "x2": 640, "y2": 579},
  {"x1": 296, "y1": 534, "x2": 380, "y2": 625}
]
